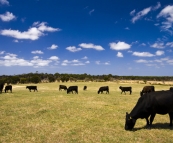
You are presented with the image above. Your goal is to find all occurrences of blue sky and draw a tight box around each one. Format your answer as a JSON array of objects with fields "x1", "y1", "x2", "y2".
[{"x1": 0, "y1": 0, "x2": 173, "y2": 76}]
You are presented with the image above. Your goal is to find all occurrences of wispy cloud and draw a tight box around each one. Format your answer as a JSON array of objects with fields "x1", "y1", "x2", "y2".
[
  {"x1": 89, "y1": 9, "x2": 94, "y2": 15},
  {"x1": 132, "y1": 52, "x2": 155, "y2": 57},
  {"x1": 131, "y1": 7, "x2": 151, "y2": 23},
  {"x1": 66, "y1": 46, "x2": 82, "y2": 52},
  {"x1": 0, "y1": 22, "x2": 61, "y2": 40},
  {"x1": 79, "y1": 43, "x2": 104, "y2": 51},
  {"x1": 157, "y1": 5, "x2": 173, "y2": 33},
  {"x1": 131, "y1": 2, "x2": 161, "y2": 23},
  {"x1": 0, "y1": 0, "x2": 9, "y2": 5},
  {"x1": 110, "y1": 41, "x2": 131, "y2": 50},
  {"x1": 151, "y1": 42, "x2": 165, "y2": 48},
  {"x1": 31, "y1": 50, "x2": 44, "y2": 54},
  {"x1": 0, "y1": 12, "x2": 16, "y2": 22}
]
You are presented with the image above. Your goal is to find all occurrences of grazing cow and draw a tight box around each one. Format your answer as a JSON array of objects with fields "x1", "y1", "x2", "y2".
[
  {"x1": 67, "y1": 86, "x2": 78, "y2": 94},
  {"x1": 119, "y1": 86, "x2": 132, "y2": 95},
  {"x1": 26, "y1": 86, "x2": 38, "y2": 92},
  {"x1": 59, "y1": 85, "x2": 67, "y2": 91},
  {"x1": 83, "y1": 86, "x2": 87, "y2": 90},
  {"x1": 125, "y1": 90, "x2": 173, "y2": 131},
  {"x1": 170, "y1": 87, "x2": 173, "y2": 92},
  {"x1": 0, "y1": 83, "x2": 4, "y2": 93},
  {"x1": 140, "y1": 86, "x2": 155, "y2": 96},
  {"x1": 98, "y1": 86, "x2": 109, "y2": 94},
  {"x1": 5, "y1": 85, "x2": 12, "y2": 93}
]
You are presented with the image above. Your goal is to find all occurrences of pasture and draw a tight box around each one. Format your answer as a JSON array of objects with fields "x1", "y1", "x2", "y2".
[{"x1": 0, "y1": 82, "x2": 173, "y2": 143}]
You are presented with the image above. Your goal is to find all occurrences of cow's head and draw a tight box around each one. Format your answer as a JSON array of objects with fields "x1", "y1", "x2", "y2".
[
  {"x1": 125, "y1": 112, "x2": 136, "y2": 131},
  {"x1": 119, "y1": 86, "x2": 122, "y2": 89}
]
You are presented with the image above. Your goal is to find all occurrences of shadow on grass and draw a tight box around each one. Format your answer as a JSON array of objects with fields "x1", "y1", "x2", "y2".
[{"x1": 133, "y1": 123, "x2": 173, "y2": 131}]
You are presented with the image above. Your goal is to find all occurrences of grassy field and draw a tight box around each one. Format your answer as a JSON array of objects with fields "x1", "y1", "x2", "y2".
[{"x1": 0, "y1": 82, "x2": 173, "y2": 143}]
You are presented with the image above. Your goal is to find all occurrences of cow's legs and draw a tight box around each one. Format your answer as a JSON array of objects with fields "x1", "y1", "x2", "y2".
[
  {"x1": 168, "y1": 112, "x2": 173, "y2": 126},
  {"x1": 145, "y1": 117, "x2": 150, "y2": 126},
  {"x1": 149, "y1": 113, "x2": 156, "y2": 128}
]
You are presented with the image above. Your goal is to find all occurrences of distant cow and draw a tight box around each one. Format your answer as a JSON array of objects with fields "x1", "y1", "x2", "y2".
[
  {"x1": 98, "y1": 86, "x2": 109, "y2": 94},
  {"x1": 125, "y1": 90, "x2": 173, "y2": 130},
  {"x1": 83, "y1": 86, "x2": 87, "y2": 90},
  {"x1": 0, "y1": 83, "x2": 4, "y2": 93},
  {"x1": 140, "y1": 86, "x2": 155, "y2": 96},
  {"x1": 119, "y1": 86, "x2": 132, "y2": 95},
  {"x1": 59, "y1": 85, "x2": 67, "y2": 91},
  {"x1": 5, "y1": 85, "x2": 12, "y2": 93},
  {"x1": 67, "y1": 86, "x2": 78, "y2": 94},
  {"x1": 26, "y1": 86, "x2": 38, "y2": 92},
  {"x1": 170, "y1": 87, "x2": 173, "y2": 92}
]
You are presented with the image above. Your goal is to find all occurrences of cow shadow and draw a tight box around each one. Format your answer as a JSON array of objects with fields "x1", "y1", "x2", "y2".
[{"x1": 133, "y1": 123, "x2": 173, "y2": 131}]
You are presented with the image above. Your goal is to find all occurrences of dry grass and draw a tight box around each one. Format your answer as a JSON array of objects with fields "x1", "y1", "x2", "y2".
[{"x1": 0, "y1": 82, "x2": 172, "y2": 143}]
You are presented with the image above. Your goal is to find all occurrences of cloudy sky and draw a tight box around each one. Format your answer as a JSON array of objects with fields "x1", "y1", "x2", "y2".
[{"x1": 0, "y1": 0, "x2": 173, "y2": 76}]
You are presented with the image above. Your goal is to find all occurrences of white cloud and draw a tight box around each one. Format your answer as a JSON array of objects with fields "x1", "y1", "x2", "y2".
[
  {"x1": 0, "y1": 51, "x2": 5, "y2": 54},
  {"x1": 151, "y1": 42, "x2": 165, "y2": 48},
  {"x1": 155, "y1": 50, "x2": 164, "y2": 56},
  {"x1": 61, "y1": 59, "x2": 85, "y2": 66},
  {"x1": 131, "y1": 7, "x2": 151, "y2": 23},
  {"x1": 132, "y1": 52, "x2": 155, "y2": 57},
  {"x1": 95, "y1": 61, "x2": 100, "y2": 65},
  {"x1": 125, "y1": 27, "x2": 130, "y2": 30},
  {"x1": 104, "y1": 62, "x2": 110, "y2": 65},
  {"x1": 0, "y1": 22, "x2": 60, "y2": 40},
  {"x1": 110, "y1": 41, "x2": 131, "y2": 50},
  {"x1": 66, "y1": 46, "x2": 82, "y2": 52},
  {"x1": 47, "y1": 44, "x2": 58, "y2": 50},
  {"x1": 117, "y1": 52, "x2": 123, "y2": 57},
  {"x1": 79, "y1": 43, "x2": 104, "y2": 51},
  {"x1": 13, "y1": 39, "x2": 19, "y2": 43},
  {"x1": 49, "y1": 56, "x2": 59, "y2": 61},
  {"x1": 31, "y1": 50, "x2": 44, "y2": 54},
  {"x1": 82, "y1": 56, "x2": 88, "y2": 59},
  {"x1": 0, "y1": 0, "x2": 9, "y2": 5},
  {"x1": 85, "y1": 61, "x2": 90, "y2": 64},
  {"x1": 0, "y1": 12, "x2": 16, "y2": 22},
  {"x1": 135, "y1": 59, "x2": 149, "y2": 63},
  {"x1": 30, "y1": 58, "x2": 51, "y2": 67}
]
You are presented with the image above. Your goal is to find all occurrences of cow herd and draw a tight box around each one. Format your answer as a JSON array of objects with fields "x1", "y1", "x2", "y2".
[{"x1": 1, "y1": 82, "x2": 173, "y2": 131}]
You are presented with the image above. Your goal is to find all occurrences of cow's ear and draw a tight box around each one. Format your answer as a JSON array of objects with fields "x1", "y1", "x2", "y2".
[{"x1": 126, "y1": 112, "x2": 128, "y2": 115}]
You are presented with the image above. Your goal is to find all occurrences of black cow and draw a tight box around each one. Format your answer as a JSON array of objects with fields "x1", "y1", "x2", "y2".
[
  {"x1": 26, "y1": 86, "x2": 38, "y2": 92},
  {"x1": 59, "y1": 85, "x2": 67, "y2": 91},
  {"x1": 98, "y1": 86, "x2": 109, "y2": 94},
  {"x1": 140, "y1": 86, "x2": 155, "y2": 96},
  {"x1": 0, "y1": 83, "x2": 4, "y2": 93},
  {"x1": 119, "y1": 86, "x2": 132, "y2": 95},
  {"x1": 170, "y1": 87, "x2": 173, "y2": 92},
  {"x1": 83, "y1": 86, "x2": 87, "y2": 90},
  {"x1": 67, "y1": 86, "x2": 78, "y2": 94},
  {"x1": 5, "y1": 85, "x2": 12, "y2": 93},
  {"x1": 125, "y1": 90, "x2": 173, "y2": 131}
]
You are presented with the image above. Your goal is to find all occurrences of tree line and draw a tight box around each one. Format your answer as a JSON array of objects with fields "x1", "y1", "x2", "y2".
[{"x1": 0, "y1": 72, "x2": 173, "y2": 84}]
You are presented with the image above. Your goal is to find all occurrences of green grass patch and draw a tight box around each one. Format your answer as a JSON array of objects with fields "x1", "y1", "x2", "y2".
[{"x1": 0, "y1": 82, "x2": 172, "y2": 142}]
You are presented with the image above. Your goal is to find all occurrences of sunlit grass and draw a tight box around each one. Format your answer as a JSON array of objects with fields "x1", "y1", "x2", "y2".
[{"x1": 0, "y1": 82, "x2": 172, "y2": 142}]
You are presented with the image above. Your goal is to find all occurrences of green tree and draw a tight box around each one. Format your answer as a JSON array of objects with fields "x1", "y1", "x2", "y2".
[{"x1": 30, "y1": 76, "x2": 40, "y2": 83}]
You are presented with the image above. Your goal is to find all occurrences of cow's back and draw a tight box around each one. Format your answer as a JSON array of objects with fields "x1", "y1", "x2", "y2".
[{"x1": 131, "y1": 91, "x2": 173, "y2": 118}]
